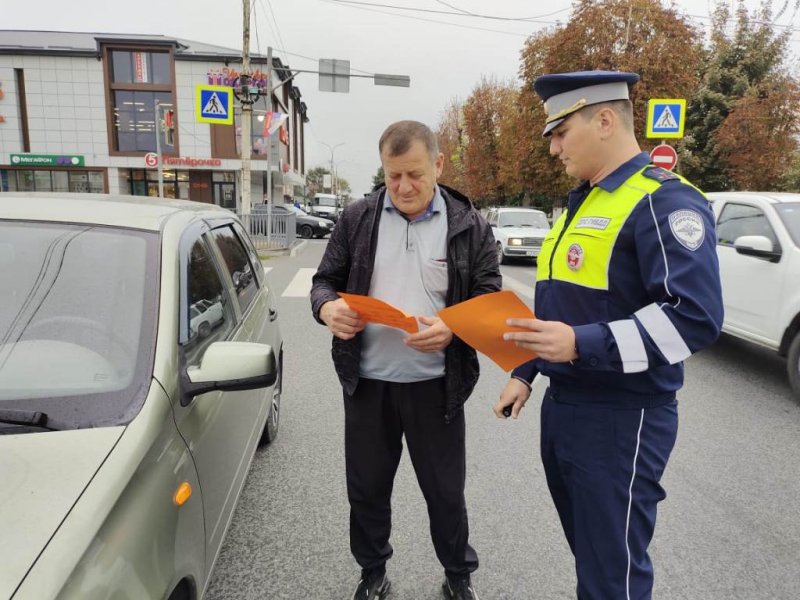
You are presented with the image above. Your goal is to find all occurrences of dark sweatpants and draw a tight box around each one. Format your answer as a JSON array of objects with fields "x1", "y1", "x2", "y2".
[{"x1": 344, "y1": 377, "x2": 479, "y2": 579}]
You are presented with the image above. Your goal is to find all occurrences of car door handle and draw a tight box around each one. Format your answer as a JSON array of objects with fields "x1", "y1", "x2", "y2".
[{"x1": 269, "y1": 308, "x2": 278, "y2": 322}]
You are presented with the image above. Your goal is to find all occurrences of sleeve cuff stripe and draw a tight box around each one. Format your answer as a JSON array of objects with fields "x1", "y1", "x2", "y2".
[{"x1": 635, "y1": 303, "x2": 691, "y2": 364}]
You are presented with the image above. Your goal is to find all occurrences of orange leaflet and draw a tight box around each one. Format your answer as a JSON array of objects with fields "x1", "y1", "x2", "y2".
[
  {"x1": 437, "y1": 290, "x2": 537, "y2": 371},
  {"x1": 338, "y1": 293, "x2": 419, "y2": 334}
]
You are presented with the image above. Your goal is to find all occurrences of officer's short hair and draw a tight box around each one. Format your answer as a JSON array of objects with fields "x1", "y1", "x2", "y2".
[
  {"x1": 580, "y1": 100, "x2": 634, "y2": 131},
  {"x1": 379, "y1": 120, "x2": 439, "y2": 161}
]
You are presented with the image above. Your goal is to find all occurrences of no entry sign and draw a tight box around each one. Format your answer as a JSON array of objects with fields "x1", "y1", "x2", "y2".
[{"x1": 650, "y1": 143, "x2": 678, "y2": 171}]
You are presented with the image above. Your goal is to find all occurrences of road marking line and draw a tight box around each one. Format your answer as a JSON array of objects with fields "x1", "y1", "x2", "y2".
[
  {"x1": 282, "y1": 268, "x2": 316, "y2": 297},
  {"x1": 502, "y1": 273, "x2": 535, "y2": 299},
  {"x1": 263, "y1": 266, "x2": 272, "y2": 275}
]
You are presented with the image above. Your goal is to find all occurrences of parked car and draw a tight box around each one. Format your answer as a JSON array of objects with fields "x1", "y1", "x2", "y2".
[
  {"x1": 708, "y1": 191, "x2": 800, "y2": 397},
  {"x1": 189, "y1": 299, "x2": 224, "y2": 338},
  {"x1": 253, "y1": 203, "x2": 334, "y2": 239},
  {"x1": 486, "y1": 206, "x2": 551, "y2": 264},
  {"x1": 307, "y1": 192, "x2": 341, "y2": 222},
  {"x1": 0, "y1": 192, "x2": 284, "y2": 599}
]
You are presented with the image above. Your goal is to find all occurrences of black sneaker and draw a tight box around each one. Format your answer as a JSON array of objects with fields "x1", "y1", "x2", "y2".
[
  {"x1": 352, "y1": 571, "x2": 391, "y2": 600},
  {"x1": 442, "y1": 576, "x2": 479, "y2": 600}
]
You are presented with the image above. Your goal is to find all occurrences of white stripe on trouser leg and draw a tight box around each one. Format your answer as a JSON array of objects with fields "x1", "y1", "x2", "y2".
[
  {"x1": 634, "y1": 303, "x2": 691, "y2": 364},
  {"x1": 625, "y1": 409, "x2": 645, "y2": 600},
  {"x1": 609, "y1": 319, "x2": 648, "y2": 373}
]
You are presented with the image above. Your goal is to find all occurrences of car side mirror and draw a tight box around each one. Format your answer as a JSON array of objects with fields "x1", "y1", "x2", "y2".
[
  {"x1": 733, "y1": 235, "x2": 781, "y2": 262},
  {"x1": 181, "y1": 341, "x2": 277, "y2": 406}
]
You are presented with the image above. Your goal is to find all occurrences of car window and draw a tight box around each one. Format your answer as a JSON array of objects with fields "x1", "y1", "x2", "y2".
[
  {"x1": 486, "y1": 210, "x2": 497, "y2": 226},
  {"x1": 498, "y1": 211, "x2": 549, "y2": 228},
  {"x1": 717, "y1": 203, "x2": 778, "y2": 247},
  {"x1": 183, "y1": 237, "x2": 236, "y2": 367},
  {"x1": 210, "y1": 225, "x2": 259, "y2": 314},
  {"x1": 0, "y1": 221, "x2": 158, "y2": 429},
  {"x1": 775, "y1": 202, "x2": 800, "y2": 247},
  {"x1": 232, "y1": 221, "x2": 264, "y2": 287}
]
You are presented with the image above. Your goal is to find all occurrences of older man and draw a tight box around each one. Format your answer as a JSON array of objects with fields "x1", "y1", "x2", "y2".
[
  {"x1": 495, "y1": 71, "x2": 723, "y2": 599},
  {"x1": 311, "y1": 120, "x2": 500, "y2": 600}
]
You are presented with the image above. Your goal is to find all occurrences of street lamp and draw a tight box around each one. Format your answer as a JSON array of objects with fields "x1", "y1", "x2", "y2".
[{"x1": 321, "y1": 141, "x2": 345, "y2": 195}]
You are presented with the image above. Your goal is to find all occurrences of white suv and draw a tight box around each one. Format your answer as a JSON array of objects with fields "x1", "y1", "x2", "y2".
[
  {"x1": 708, "y1": 192, "x2": 800, "y2": 397},
  {"x1": 486, "y1": 207, "x2": 551, "y2": 264}
]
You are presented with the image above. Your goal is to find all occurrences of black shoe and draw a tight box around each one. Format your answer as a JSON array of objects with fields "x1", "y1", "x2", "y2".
[
  {"x1": 442, "y1": 576, "x2": 479, "y2": 600},
  {"x1": 352, "y1": 571, "x2": 391, "y2": 600}
]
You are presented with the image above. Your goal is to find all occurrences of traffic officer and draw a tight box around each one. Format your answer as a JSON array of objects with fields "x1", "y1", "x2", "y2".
[{"x1": 494, "y1": 71, "x2": 724, "y2": 599}]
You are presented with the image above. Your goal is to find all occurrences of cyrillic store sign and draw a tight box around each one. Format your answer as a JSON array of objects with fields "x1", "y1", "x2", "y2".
[{"x1": 10, "y1": 154, "x2": 85, "y2": 167}]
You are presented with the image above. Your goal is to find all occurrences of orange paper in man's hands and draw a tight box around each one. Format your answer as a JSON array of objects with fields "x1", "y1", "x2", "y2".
[
  {"x1": 437, "y1": 290, "x2": 537, "y2": 371},
  {"x1": 338, "y1": 292, "x2": 419, "y2": 334}
]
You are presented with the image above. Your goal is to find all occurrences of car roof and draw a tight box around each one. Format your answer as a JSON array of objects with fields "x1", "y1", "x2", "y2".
[
  {"x1": 706, "y1": 191, "x2": 800, "y2": 205},
  {"x1": 0, "y1": 192, "x2": 232, "y2": 231}
]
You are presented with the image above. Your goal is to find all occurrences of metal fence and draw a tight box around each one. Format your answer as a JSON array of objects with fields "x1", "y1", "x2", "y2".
[{"x1": 238, "y1": 210, "x2": 296, "y2": 250}]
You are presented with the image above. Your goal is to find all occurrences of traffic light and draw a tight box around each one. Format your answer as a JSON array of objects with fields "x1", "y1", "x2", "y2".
[{"x1": 163, "y1": 109, "x2": 175, "y2": 146}]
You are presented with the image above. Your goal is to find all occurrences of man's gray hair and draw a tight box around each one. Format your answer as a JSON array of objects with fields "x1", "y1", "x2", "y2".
[{"x1": 379, "y1": 120, "x2": 439, "y2": 160}]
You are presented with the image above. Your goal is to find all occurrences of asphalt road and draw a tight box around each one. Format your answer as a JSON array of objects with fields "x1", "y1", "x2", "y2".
[{"x1": 205, "y1": 241, "x2": 800, "y2": 600}]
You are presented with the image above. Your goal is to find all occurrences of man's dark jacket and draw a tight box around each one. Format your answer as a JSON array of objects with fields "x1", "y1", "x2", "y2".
[{"x1": 310, "y1": 184, "x2": 501, "y2": 423}]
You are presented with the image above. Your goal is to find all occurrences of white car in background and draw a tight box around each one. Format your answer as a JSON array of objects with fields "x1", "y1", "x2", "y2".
[
  {"x1": 708, "y1": 191, "x2": 800, "y2": 397},
  {"x1": 486, "y1": 207, "x2": 551, "y2": 264}
]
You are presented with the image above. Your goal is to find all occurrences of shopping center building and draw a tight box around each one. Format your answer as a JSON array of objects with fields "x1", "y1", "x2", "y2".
[{"x1": 0, "y1": 30, "x2": 308, "y2": 209}]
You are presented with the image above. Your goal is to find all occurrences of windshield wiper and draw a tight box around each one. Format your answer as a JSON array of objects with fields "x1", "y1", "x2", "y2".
[{"x1": 0, "y1": 408, "x2": 68, "y2": 431}]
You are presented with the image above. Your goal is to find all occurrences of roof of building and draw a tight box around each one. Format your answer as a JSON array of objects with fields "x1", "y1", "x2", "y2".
[{"x1": 0, "y1": 30, "x2": 264, "y2": 62}]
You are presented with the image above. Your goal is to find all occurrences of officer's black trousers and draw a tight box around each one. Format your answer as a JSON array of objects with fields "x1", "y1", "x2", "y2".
[{"x1": 344, "y1": 377, "x2": 479, "y2": 579}]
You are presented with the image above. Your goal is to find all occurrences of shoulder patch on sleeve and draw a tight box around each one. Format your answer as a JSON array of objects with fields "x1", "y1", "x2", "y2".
[{"x1": 643, "y1": 166, "x2": 680, "y2": 183}]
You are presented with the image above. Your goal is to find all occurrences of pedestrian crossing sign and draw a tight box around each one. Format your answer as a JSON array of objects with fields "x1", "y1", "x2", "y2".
[
  {"x1": 646, "y1": 98, "x2": 686, "y2": 139},
  {"x1": 196, "y1": 85, "x2": 233, "y2": 125}
]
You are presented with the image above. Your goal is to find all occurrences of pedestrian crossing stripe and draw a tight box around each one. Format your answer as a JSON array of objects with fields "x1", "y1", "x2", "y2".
[
  {"x1": 196, "y1": 84, "x2": 233, "y2": 125},
  {"x1": 646, "y1": 98, "x2": 686, "y2": 139}
]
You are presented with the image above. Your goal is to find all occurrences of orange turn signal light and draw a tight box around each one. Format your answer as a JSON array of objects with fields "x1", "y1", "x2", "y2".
[{"x1": 173, "y1": 482, "x2": 192, "y2": 506}]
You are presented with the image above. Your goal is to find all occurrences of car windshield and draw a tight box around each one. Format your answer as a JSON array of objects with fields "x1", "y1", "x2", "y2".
[
  {"x1": 776, "y1": 202, "x2": 800, "y2": 247},
  {"x1": 289, "y1": 205, "x2": 308, "y2": 215},
  {"x1": 0, "y1": 221, "x2": 159, "y2": 431},
  {"x1": 498, "y1": 211, "x2": 549, "y2": 228},
  {"x1": 314, "y1": 197, "x2": 336, "y2": 207}
]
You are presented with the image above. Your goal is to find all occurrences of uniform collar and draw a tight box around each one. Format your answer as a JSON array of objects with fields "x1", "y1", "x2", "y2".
[
  {"x1": 593, "y1": 152, "x2": 651, "y2": 193},
  {"x1": 382, "y1": 185, "x2": 444, "y2": 223}
]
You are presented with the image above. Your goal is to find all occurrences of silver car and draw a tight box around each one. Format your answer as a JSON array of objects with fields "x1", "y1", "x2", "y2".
[{"x1": 0, "y1": 193, "x2": 283, "y2": 599}]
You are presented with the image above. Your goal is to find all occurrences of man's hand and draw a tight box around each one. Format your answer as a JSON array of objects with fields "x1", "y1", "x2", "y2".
[
  {"x1": 405, "y1": 315, "x2": 453, "y2": 353},
  {"x1": 493, "y1": 378, "x2": 532, "y2": 419},
  {"x1": 320, "y1": 298, "x2": 365, "y2": 340},
  {"x1": 503, "y1": 318, "x2": 578, "y2": 362}
]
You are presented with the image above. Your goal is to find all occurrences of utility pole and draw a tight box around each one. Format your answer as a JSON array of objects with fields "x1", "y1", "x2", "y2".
[
  {"x1": 265, "y1": 45, "x2": 274, "y2": 245},
  {"x1": 240, "y1": 0, "x2": 252, "y2": 215},
  {"x1": 154, "y1": 98, "x2": 164, "y2": 198}
]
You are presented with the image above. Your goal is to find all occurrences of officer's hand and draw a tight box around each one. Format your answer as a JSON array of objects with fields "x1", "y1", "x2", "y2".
[
  {"x1": 320, "y1": 298, "x2": 365, "y2": 340},
  {"x1": 493, "y1": 378, "x2": 531, "y2": 420},
  {"x1": 405, "y1": 316, "x2": 453, "y2": 353},
  {"x1": 503, "y1": 318, "x2": 578, "y2": 362}
]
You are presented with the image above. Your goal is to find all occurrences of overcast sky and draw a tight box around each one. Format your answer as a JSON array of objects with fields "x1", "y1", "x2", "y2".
[{"x1": 4, "y1": 0, "x2": 794, "y2": 196}]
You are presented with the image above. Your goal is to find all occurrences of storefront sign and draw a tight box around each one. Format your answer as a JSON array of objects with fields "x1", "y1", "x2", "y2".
[
  {"x1": 162, "y1": 156, "x2": 222, "y2": 168},
  {"x1": 10, "y1": 153, "x2": 85, "y2": 167},
  {"x1": 134, "y1": 52, "x2": 149, "y2": 83}
]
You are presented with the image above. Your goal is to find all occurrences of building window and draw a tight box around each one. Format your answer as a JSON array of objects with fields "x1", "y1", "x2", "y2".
[
  {"x1": 105, "y1": 46, "x2": 177, "y2": 155},
  {"x1": 0, "y1": 169, "x2": 105, "y2": 193}
]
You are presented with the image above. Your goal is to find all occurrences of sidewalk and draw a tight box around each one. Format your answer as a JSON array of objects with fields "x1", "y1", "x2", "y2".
[{"x1": 258, "y1": 238, "x2": 308, "y2": 259}]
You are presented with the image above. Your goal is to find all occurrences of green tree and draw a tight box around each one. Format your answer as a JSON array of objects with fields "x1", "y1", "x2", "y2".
[
  {"x1": 306, "y1": 165, "x2": 349, "y2": 197},
  {"x1": 372, "y1": 166, "x2": 385, "y2": 189},
  {"x1": 682, "y1": 0, "x2": 800, "y2": 191},
  {"x1": 515, "y1": 0, "x2": 703, "y2": 202},
  {"x1": 436, "y1": 99, "x2": 467, "y2": 192}
]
